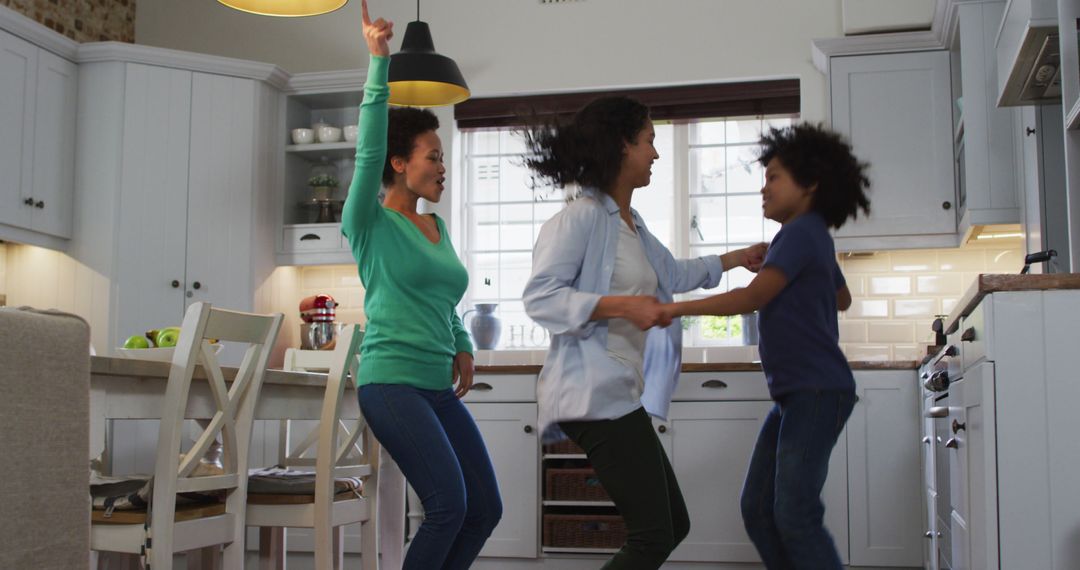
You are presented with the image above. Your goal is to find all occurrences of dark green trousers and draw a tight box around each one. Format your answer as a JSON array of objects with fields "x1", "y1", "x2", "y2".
[{"x1": 560, "y1": 406, "x2": 691, "y2": 570}]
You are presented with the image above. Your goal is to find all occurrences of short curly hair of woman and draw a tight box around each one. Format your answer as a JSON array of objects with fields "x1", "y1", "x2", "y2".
[
  {"x1": 382, "y1": 107, "x2": 440, "y2": 187},
  {"x1": 757, "y1": 123, "x2": 871, "y2": 229}
]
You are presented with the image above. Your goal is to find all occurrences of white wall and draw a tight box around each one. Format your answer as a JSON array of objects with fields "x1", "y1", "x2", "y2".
[
  {"x1": 137, "y1": 0, "x2": 843, "y2": 122},
  {"x1": 842, "y1": 0, "x2": 935, "y2": 35}
]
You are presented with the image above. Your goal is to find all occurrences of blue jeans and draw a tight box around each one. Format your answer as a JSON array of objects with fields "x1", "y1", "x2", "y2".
[
  {"x1": 740, "y1": 389, "x2": 855, "y2": 570},
  {"x1": 358, "y1": 383, "x2": 503, "y2": 570}
]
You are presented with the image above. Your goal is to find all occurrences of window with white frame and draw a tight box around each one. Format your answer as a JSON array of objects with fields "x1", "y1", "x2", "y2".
[{"x1": 458, "y1": 116, "x2": 791, "y2": 349}]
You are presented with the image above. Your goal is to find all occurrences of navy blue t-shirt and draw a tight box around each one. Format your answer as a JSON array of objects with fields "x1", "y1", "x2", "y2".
[{"x1": 758, "y1": 211, "x2": 855, "y2": 398}]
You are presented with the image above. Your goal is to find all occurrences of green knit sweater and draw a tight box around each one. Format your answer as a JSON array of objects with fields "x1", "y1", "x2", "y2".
[{"x1": 341, "y1": 55, "x2": 472, "y2": 390}]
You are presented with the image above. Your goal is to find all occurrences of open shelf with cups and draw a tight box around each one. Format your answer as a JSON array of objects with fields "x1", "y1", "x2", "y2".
[{"x1": 278, "y1": 86, "x2": 364, "y2": 265}]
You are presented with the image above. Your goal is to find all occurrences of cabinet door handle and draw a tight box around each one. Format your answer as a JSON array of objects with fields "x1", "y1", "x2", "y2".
[
  {"x1": 34, "y1": 200, "x2": 44, "y2": 209},
  {"x1": 472, "y1": 382, "x2": 493, "y2": 392},
  {"x1": 171, "y1": 280, "x2": 181, "y2": 289},
  {"x1": 523, "y1": 425, "x2": 534, "y2": 434},
  {"x1": 945, "y1": 438, "x2": 959, "y2": 449},
  {"x1": 942, "y1": 201, "x2": 952, "y2": 210},
  {"x1": 952, "y1": 419, "x2": 966, "y2": 433},
  {"x1": 23, "y1": 197, "x2": 34, "y2": 206},
  {"x1": 300, "y1": 233, "x2": 322, "y2": 241},
  {"x1": 922, "y1": 436, "x2": 932, "y2": 444},
  {"x1": 1026, "y1": 127, "x2": 1036, "y2": 136},
  {"x1": 961, "y1": 327, "x2": 976, "y2": 342},
  {"x1": 658, "y1": 425, "x2": 668, "y2": 434},
  {"x1": 925, "y1": 531, "x2": 934, "y2": 539},
  {"x1": 945, "y1": 345, "x2": 958, "y2": 357},
  {"x1": 926, "y1": 406, "x2": 949, "y2": 418},
  {"x1": 192, "y1": 281, "x2": 202, "y2": 290},
  {"x1": 702, "y1": 379, "x2": 728, "y2": 389}
]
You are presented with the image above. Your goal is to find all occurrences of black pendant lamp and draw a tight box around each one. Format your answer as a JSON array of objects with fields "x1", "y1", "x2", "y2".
[{"x1": 388, "y1": 0, "x2": 470, "y2": 107}]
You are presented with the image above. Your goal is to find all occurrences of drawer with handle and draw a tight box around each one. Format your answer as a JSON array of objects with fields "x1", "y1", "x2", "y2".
[
  {"x1": 461, "y1": 373, "x2": 537, "y2": 403},
  {"x1": 673, "y1": 371, "x2": 771, "y2": 401},
  {"x1": 283, "y1": 224, "x2": 345, "y2": 253},
  {"x1": 959, "y1": 302, "x2": 990, "y2": 372}
]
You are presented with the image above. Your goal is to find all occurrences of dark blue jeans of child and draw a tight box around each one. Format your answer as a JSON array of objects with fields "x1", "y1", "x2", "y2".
[{"x1": 740, "y1": 389, "x2": 856, "y2": 570}]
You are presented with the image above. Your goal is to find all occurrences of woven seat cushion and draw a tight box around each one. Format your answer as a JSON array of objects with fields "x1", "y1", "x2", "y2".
[{"x1": 248, "y1": 466, "x2": 363, "y2": 497}]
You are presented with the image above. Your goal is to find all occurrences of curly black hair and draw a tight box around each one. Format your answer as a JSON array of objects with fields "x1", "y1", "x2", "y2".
[
  {"x1": 520, "y1": 96, "x2": 650, "y2": 193},
  {"x1": 382, "y1": 107, "x2": 440, "y2": 187},
  {"x1": 757, "y1": 123, "x2": 871, "y2": 229}
]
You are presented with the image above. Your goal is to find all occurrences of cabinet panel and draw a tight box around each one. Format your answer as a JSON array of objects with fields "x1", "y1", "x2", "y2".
[
  {"x1": 114, "y1": 64, "x2": 192, "y2": 342},
  {"x1": 830, "y1": 51, "x2": 956, "y2": 238},
  {"x1": 467, "y1": 402, "x2": 539, "y2": 559},
  {"x1": 0, "y1": 30, "x2": 36, "y2": 229},
  {"x1": 30, "y1": 49, "x2": 77, "y2": 238}
]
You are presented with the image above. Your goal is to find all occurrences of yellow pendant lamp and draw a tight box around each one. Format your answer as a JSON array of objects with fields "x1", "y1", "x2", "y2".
[
  {"x1": 217, "y1": 0, "x2": 348, "y2": 17},
  {"x1": 388, "y1": 0, "x2": 470, "y2": 107}
]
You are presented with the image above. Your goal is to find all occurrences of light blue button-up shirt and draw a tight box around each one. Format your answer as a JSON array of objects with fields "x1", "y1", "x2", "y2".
[{"x1": 523, "y1": 189, "x2": 725, "y2": 442}]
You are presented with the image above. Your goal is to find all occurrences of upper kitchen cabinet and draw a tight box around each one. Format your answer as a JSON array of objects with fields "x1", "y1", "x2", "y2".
[
  {"x1": 276, "y1": 74, "x2": 365, "y2": 266},
  {"x1": 71, "y1": 45, "x2": 284, "y2": 356},
  {"x1": 827, "y1": 50, "x2": 957, "y2": 251},
  {"x1": 0, "y1": 27, "x2": 77, "y2": 250},
  {"x1": 952, "y1": 1, "x2": 1021, "y2": 237}
]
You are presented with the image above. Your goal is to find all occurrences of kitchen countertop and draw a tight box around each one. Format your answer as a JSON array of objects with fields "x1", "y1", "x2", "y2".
[
  {"x1": 476, "y1": 361, "x2": 918, "y2": 374},
  {"x1": 944, "y1": 273, "x2": 1080, "y2": 334}
]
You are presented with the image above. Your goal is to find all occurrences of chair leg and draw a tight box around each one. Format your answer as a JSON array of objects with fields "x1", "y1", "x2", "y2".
[
  {"x1": 259, "y1": 527, "x2": 286, "y2": 570},
  {"x1": 332, "y1": 526, "x2": 345, "y2": 570},
  {"x1": 186, "y1": 546, "x2": 221, "y2": 570},
  {"x1": 360, "y1": 519, "x2": 379, "y2": 570}
]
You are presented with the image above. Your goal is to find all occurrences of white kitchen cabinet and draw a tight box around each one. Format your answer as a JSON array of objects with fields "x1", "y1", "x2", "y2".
[
  {"x1": 953, "y1": 1, "x2": 1020, "y2": 236},
  {"x1": 847, "y1": 370, "x2": 923, "y2": 567},
  {"x1": 656, "y1": 399, "x2": 849, "y2": 565},
  {"x1": 70, "y1": 51, "x2": 279, "y2": 361},
  {"x1": 465, "y1": 401, "x2": 540, "y2": 559},
  {"x1": 0, "y1": 28, "x2": 76, "y2": 246},
  {"x1": 828, "y1": 51, "x2": 957, "y2": 249},
  {"x1": 948, "y1": 362, "x2": 998, "y2": 570}
]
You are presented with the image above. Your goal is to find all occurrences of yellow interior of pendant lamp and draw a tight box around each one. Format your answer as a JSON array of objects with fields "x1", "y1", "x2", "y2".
[
  {"x1": 217, "y1": 0, "x2": 348, "y2": 17},
  {"x1": 389, "y1": 80, "x2": 471, "y2": 108}
]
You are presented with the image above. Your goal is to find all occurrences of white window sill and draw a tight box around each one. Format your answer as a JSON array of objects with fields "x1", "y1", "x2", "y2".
[{"x1": 473, "y1": 345, "x2": 761, "y2": 367}]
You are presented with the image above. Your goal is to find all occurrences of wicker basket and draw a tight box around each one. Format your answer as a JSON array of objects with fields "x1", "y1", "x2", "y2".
[
  {"x1": 543, "y1": 514, "x2": 626, "y2": 549},
  {"x1": 545, "y1": 439, "x2": 585, "y2": 455},
  {"x1": 545, "y1": 467, "x2": 610, "y2": 501}
]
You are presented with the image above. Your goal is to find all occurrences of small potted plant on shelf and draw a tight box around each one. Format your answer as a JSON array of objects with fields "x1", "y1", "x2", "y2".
[{"x1": 307, "y1": 174, "x2": 339, "y2": 201}]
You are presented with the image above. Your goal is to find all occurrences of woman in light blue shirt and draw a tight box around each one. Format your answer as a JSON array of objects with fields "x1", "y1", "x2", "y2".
[{"x1": 522, "y1": 96, "x2": 765, "y2": 570}]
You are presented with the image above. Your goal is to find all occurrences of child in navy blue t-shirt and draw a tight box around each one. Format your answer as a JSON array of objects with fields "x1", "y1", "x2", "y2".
[{"x1": 664, "y1": 123, "x2": 870, "y2": 569}]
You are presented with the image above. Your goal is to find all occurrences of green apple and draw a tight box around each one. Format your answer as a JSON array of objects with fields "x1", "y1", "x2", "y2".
[
  {"x1": 123, "y1": 335, "x2": 151, "y2": 349},
  {"x1": 155, "y1": 327, "x2": 181, "y2": 348}
]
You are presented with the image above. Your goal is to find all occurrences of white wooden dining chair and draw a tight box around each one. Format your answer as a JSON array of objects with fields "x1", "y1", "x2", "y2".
[
  {"x1": 90, "y1": 302, "x2": 283, "y2": 570},
  {"x1": 246, "y1": 325, "x2": 381, "y2": 570}
]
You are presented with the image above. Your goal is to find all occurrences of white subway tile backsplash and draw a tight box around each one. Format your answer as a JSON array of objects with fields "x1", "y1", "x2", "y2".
[
  {"x1": 302, "y1": 267, "x2": 333, "y2": 289},
  {"x1": 894, "y1": 298, "x2": 938, "y2": 318},
  {"x1": 839, "y1": 321, "x2": 868, "y2": 343},
  {"x1": 867, "y1": 322, "x2": 916, "y2": 343},
  {"x1": 843, "y1": 344, "x2": 892, "y2": 361},
  {"x1": 848, "y1": 299, "x2": 890, "y2": 319},
  {"x1": 868, "y1": 276, "x2": 912, "y2": 296},
  {"x1": 839, "y1": 244, "x2": 1021, "y2": 361},
  {"x1": 916, "y1": 274, "x2": 962, "y2": 295}
]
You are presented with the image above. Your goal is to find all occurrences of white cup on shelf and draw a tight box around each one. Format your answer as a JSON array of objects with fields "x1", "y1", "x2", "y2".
[
  {"x1": 291, "y1": 128, "x2": 315, "y2": 144},
  {"x1": 316, "y1": 125, "x2": 342, "y2": 143},
  {"x1": 344, "y1": 125, "x2": 359, "y2": 143}
]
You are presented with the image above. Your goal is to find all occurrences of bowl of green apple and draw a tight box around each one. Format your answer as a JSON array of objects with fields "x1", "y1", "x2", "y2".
[{"x1": 116, "y1": 327, "x2": 223, "y2": 362}]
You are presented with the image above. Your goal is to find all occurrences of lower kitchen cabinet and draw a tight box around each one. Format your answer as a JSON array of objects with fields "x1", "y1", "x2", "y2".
[
  {"x1": 465, "y1": 402, "x2": 540, "y2": 559},
  {"x1": 655, "y1": 400, "x2": 850, "y2": 564},
  {"x1": 847, "y1": 370, "x2": 923, "y2": 567}
]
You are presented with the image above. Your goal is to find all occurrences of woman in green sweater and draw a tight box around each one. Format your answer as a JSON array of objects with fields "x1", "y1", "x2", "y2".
[{"x1": 341, "y1": 3, "x2": 502, "y2": 567}]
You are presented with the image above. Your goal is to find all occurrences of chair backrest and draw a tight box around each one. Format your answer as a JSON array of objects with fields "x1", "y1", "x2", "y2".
[
  {"x1": 279, "y1": 327, "x2": 371, "y2": 482},
  {"x1": 151, "y1": 302, "x2": 283, "y2": 539}
]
